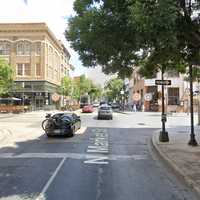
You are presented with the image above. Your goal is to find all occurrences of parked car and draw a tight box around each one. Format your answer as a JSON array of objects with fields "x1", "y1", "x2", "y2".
[
  {"x1": 82, "y1": 105, "x2": 94, "y2": 113},
  {"x1": 98, "y1": 105, "x2": 113, "y2": 120},
  {"x1": 92, "y1": 102, "x2": 99, "y2": 107},
  {"x1": 42, "y1": 112, "x2": 81, "y2": 137},
  {"x1": 99, "y1": 101, "x2": 107, "y2": 106},
  {"x1": 111, "y1": 103, "x2": 120, "y2": 109}
]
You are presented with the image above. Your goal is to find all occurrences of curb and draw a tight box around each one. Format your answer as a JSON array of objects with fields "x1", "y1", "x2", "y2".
[{"x1": 151, "y1": 132, "x2": 200, "y2": 197}]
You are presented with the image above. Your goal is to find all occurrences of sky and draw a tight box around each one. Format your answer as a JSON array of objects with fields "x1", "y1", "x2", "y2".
[{"x1": 0, "y1": 0, "x2": 86, "y2": 76}]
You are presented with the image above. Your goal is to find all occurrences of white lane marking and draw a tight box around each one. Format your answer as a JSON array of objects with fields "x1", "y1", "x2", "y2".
[
  {"x1": 0, "y1": 152, "x2": 148, "y2": 161},
  {"x1": 85, "y1": 128, "x2": 109, "y2": 165},
  {"x1": 35, "y1": 157, "x2": 66, "y2": 200},
  {"x1": 84, "y1": 156, "x2": 109, "y2": 165},
  {"x1": 87, "y1": 145, "x2": 108, "y2": 153}
]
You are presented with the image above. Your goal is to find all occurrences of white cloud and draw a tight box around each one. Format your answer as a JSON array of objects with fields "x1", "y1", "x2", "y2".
[{"x1": 0, "y1": 0, "x2": 86, "y2": 76}]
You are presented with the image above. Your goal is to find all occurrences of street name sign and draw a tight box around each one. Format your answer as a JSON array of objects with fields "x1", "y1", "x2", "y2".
[{"x1": 155, "y1": 80, "x2": 171, "y2": 85}]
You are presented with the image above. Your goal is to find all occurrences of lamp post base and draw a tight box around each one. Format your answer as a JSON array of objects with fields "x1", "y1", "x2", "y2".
[
  {"x1": 159, "y1": 131, "x2": 169, "y2": 142},
  {"x1": 188, "y1": 135, "x2": 198, "y2": 146}
]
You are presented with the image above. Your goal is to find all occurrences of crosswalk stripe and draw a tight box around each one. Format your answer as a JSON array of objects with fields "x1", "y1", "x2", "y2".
[{"x1": 0, "y1": 152, "x2": 148, "y2": 161}]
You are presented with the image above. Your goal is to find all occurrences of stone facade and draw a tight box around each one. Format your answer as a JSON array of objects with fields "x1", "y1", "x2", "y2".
[{"x1": 0, "y1": 23, "x2": 71, "y2": 110}]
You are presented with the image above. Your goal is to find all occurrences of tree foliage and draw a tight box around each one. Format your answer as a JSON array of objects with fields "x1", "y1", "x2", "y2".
[
  {"x1": 60, "y1": 76, "x2": 73, "y2": 96},
  {"x1": 130, "y1": 0, "x2": 200, "y2": 78},
  {"x1": 66, "y1": 0, "x2": 139, "y2": 78},
  {"x1": 0, "y1": 58, "x2": 13, "y2": 96},
  {"x1": 104, "y1": 78, "x2": 123, "y2": 101},
  {"x1": 60, "y1": 74, "x2": 102, "y2": 101},
  {"x1": 66, "y1": 0, "x2": 200, "y2": 79}
]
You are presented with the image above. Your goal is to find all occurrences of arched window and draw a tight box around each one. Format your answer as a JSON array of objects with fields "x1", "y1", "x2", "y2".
[
  {"x1": 35, "y1": 42, "x2": 41, "y2": 55},
  {"x1": 17, "y1": 41, "x2": 31, "y2": 55},
  {"x1": 0, "y1": 41, "x2": 11, "y2": 55}
]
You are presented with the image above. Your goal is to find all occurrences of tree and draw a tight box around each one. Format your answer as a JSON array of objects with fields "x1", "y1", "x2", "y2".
[
  {"x1": 66, "y1": 0, "x2": 139, "y2": 78},
  {"x1": 60, "y1": 76, "x2": 73, "y2": 96},
  {"x1": 66, "y1": 0, "x2": 200, "y2": 77},
  {"x1": 88, "y1": 83, "x2": 102, "y2": 101},
  {"x1": 79, "y1": 75, "x2": 92, "y2": 95},
  {"x1": 104, "y1": 78, "x2": 123, "y2": 102},
  {"x1": 0, "y1": 58, "x2": 13, "y2": 97}
]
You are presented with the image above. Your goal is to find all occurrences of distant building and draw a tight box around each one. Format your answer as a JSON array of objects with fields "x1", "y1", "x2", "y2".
[
  {"x1": 128, "y1": 68, "x2": 200, "y2": 112},
  {"x1": 0, "y1": 23, "x2": 71, "y2": 110},
  {"x1": 86, "y1": 66, "x2": 116, "y2": 87}
]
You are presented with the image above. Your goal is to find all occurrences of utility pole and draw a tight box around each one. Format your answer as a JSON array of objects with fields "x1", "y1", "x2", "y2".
[
  {"x1": 188, "y1": 64, "x2": 198, "y2": 146},
  {"x1": 159, "y1": 66, "x2": 169, "y2": 142}
]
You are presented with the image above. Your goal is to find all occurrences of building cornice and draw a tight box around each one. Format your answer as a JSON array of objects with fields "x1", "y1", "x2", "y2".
[{"x1": 0, "y1": 23, "x2": 63, "y2": 51}]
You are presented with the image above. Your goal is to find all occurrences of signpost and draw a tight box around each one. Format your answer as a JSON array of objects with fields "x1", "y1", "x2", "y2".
[{"x1": 156, "y1": 70, "x2": 170, "y2": 142}]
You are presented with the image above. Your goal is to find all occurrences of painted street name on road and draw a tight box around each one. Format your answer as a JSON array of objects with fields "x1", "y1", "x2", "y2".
[{"x1": 84, "y1": 128, "x2": 109, "y2": 165}]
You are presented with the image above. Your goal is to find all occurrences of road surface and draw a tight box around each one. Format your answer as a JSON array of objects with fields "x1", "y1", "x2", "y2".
[{"x1": 0, "y1": 111, "x2": 198, "y2": 200}]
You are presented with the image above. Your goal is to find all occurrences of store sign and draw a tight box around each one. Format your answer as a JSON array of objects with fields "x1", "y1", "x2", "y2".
[{"x1": 51, "y1": 93, "x2": 60, "y2": 102}]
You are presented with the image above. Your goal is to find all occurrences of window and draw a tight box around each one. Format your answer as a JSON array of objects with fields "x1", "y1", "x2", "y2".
[
  {"x1": 16, "y1": 63, "x2": 31, "y2": 76},
  {"x1": 17, "y1": 64, "x2": 23, "y2": 76},
  {"x1": 17, "y1": 41, "x2": 31, "y2": 55},
  {"x1": 35, "y1": 42, "x2": 41, "y2": 55},
  {"x1": 24, "y1": 63, "x2": 31, "y2": 76},
  {"x1": 36, "y1": 63, "x2": 41, "y2": 76},
  {"x1": 168, "y1": 88, "x2": 179, "y2": 105},
  {"x1": 0, "y1": 41, "x2": 11, "y2": 55}
]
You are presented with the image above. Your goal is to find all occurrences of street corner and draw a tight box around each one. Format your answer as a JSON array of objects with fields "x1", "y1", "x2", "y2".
[{"x1": 151, "y1": 131, "x2": 200, "y2": 198}]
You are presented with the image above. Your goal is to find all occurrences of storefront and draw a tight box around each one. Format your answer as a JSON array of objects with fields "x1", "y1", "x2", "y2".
[{"x1": 12, "y1": 81, "x2": 59, "y2": 110}]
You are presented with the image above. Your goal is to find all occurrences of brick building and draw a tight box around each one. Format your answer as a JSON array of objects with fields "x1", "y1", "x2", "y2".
[{"x1": 128, "y1": 68, "x2": 200, "y2": 112}]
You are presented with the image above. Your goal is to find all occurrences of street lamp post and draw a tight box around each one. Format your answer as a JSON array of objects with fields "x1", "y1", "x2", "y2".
[
  {"x1": 159, "y1": 66, "x2": 169, "y2": 142},
  {"x1": 188, "y1": 64, "x2": 198, "y2": 146},
  {"x1": 120, "y1": 90, "x2": 124, "y2": 111}
]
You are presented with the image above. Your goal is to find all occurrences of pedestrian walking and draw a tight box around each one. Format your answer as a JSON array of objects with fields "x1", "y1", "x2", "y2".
[{"x1": 133, "y1": 103, "x2": 137, "y2": 112}]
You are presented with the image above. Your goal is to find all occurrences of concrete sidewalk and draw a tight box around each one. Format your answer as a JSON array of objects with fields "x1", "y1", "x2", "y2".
[{"x1": 152, "y1": 131, "x2": 200, "y2": 197}]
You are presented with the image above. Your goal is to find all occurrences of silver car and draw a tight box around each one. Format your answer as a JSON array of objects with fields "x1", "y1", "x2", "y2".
[{"x1": 98, "y1": 105, "x2": 113, "y2": 120}]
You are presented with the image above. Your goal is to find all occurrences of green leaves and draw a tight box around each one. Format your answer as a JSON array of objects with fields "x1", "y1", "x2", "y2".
[
  {"x1": 0, "y1": 58, "x2": 13, "y2": 96},
  {"x1": 60, "y1": 76, "x2": 73, "y2": 96},
  {"x1": 104, "y1": 78, "x2": 123, "y2": 101},
  {"x1": 66, "y1": 0, "x2": 200, "y2": 79},
  {"x1": 66, "y1": 0, "x2": 139, "y2": 78},
  {"x1": 61, "y1": 74, "x2": 102, "y2": 101}
]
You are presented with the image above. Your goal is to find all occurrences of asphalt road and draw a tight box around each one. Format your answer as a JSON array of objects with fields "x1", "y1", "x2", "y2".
[{"x1": 0, "y1": 111, "x2": 198, "y2": 200}]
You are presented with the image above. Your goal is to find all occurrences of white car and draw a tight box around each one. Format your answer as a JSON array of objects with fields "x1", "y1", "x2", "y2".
[
  {"x1": 92, "y1": 102, "x2": 99, "y2": 107},
  {"x1": 98, "y1": 105, "x2": 113, "y2": 120}
]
